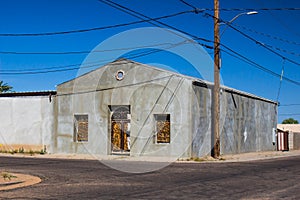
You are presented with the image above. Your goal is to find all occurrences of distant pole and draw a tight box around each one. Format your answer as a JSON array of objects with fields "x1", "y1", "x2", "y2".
[{"x1": 213, "y1": 0, "x2": 220, "y2": 158}]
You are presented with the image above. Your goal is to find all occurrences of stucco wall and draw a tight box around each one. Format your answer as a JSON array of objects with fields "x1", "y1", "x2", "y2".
[
  {"x1": 191, "y1": 83, "x2": 212, "y2": 157},
  {"x1": 292, "y1": 132, "x2": 300, "y2": 150},
  {"x1": 54, "y1": 60, "x2": 193, "y2": 157},
  {"x1": 220, "y1": 91, "x2": 277, "y2": 154},
  {"x1": 192, "y1": 84, "x2": 277, "y2": 157},
  {"x1": 0, "y1": 96, "x2": 54, "y2": 152}
]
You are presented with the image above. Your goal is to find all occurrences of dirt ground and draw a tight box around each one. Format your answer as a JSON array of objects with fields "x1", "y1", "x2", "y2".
[{"x1": 0, "y1": 172, "x2": 41, "y2": 191}]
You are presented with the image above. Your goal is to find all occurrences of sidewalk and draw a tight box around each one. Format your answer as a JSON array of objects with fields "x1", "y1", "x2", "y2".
[
  {"x1": 1, "y1": 150, "x2": 300, "y2": 163},
  {"x1": 219, "y1": 149, "x2": 300, "y2": 163}
]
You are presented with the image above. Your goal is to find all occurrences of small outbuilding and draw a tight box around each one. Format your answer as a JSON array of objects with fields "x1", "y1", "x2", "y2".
[{"x1": 277, "y1": 124, "x2": 300, "y2": 150}]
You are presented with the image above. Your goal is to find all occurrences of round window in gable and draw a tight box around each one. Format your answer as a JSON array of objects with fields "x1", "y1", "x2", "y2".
[{"x1": 115, "y1": 70, "x2": 125, "y2": 81}]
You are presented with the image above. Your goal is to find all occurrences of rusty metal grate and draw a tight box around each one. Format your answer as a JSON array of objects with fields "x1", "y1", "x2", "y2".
[
  {"x1": 155, "y1": 114, "x2": 170, "y2": 143},
  {"x1": 74, "y1": 115, "x2": 88, "y2": 142}
]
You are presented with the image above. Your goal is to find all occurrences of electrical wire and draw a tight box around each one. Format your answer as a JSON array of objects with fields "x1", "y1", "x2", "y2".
[
  {"x1": 179, "y1": 0, "x2": 197, "y2": 11},
  {"x1": 180, "y1": 0, "x2": 300, "y2": 66},
  {"x1": 229, "y1": 24, "x2": 300, "y2": 57},
  {"x1": 0, "y1": 40, "x2": 195, "y2": 74},
  {"x1": 280, "y1": 104, "x2": 300, "y2": 106},
  {"x1": 221, "y1": 44, "x2": 300, "y2": 87},
  {"x1": 203, "y1": 12, "x2": 300, "y2": 67},
  {"x1": 256, "y1": 0, "x2": 300, "y2": 39},
  {"x1": 279, "y1": 113, "x2": 300, "y2": 116},
  {"x1": 0, "y1": 10, "x2": 194, "y2": 37},
  {"x1": 234, "y1": 24, "x2": 300, "y2": 46},
  {"x1": 206, "y1": 8, "x2": 300, "y2": 12},
  {"x1": 264, "y1": 44, "x2": 300, "y2": 57},
  {"x1": 98, "y1": 0, "x2": 213, "y2": 45},
  {"x1": 0, "y1": 41, "x2": 199, "y2": 55},
  {"x1": 179, "y1": 0, "x2": 300, "y2": 11},
  {"x1": 56, "y1": 74, "x2": 174, "y2": 97},
  {"x1": 227, "y1": 23, "x2": 300, "y2": 67}
]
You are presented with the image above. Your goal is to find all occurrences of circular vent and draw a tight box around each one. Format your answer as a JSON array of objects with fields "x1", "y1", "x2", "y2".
[{"x1": 115, "y1": 70, "x2": 125, "y2": 81}]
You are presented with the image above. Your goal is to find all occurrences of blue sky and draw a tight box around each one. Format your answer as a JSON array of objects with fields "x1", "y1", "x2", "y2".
[{"x1": 0, "y1": 0, "x2": 300, "y2": 123}]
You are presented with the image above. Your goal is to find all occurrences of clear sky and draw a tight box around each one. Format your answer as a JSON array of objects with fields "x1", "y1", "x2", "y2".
[{"x1": 0, "y1": 0, "x2": 300, "y2": 123}]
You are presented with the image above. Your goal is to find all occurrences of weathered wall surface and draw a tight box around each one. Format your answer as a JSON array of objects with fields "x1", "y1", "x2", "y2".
[
  {"x1": 191, "y1": 83, "x2": 212, "y2": 157},
  {"x1": 220, "y1": 91, "x2": 277, "y2": 154},
  {"x1": 192, "y1": 84, "x2": 277, "y2": 157},
  {"x1": 293, "y1": 133, "x2": 300, "y2": 150},
  {"x1": 54, "y1": 60, "x2": 193, "y2": 157},
  {"x1": 0, "y1": 96, "x2": 54, "y2": 152}
]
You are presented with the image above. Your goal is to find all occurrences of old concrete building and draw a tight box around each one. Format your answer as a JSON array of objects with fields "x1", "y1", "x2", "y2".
[{"x1": 0, "y1": 59, "x2": 277, "y2": 158}]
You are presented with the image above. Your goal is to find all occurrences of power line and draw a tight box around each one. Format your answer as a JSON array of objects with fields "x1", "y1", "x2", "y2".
[
  {"x1": 221, "y1": 44, "x2": 300, "y2": 87},
  {"x1": 179, "y1": 0, "x2": 198, "y2": 11},
  {"x1": 98, "y1": 0, "x2": 213, "y2": 45},
  {"x1": 227, "y1": 23, "x2": 300, "y2": 67},
  {"x1": 179, "y1": 1, "x2": 300, "y2": 11},
  {"x1": 221, "y1": 47, "x2": 280, "y2": 78},
  {"x1": 57, "y1": 74, "x2": 175, "y2": 97},
  {"x1": 280, "y1": 104, "x2": 300, "y2": 107},
  {"x1": 0, "y1": 10, "x2": 194, "y2": 37},
  {"x1": 180, "y1": 0, "x2": 300, "y2": 66},
  {"x1": 0, "y1": 40, "x2": 196, "y2": 74},
  {"x1": 203, "y1": 12, "x2": 300, "y2": 67},
  {"x1": 0, "y1": 41, "x2": 203, "y2": 55},
  {"x1": 209, "y1": 8, "x2": 300, "y2": 12},
  {"x1": 264, "y1": 44, "x2": 300, "y2": 57},
  {"x1": 231, "y1": 24, "x2": 300, "y2": 57},
  {"x1": 279, "y1": 113, "x2": 300, "y2": 116},
  {"x1": 255, "y1": 0, "x2": 300, "y2": 39},
  {"x1": 0, "y1": 50, "x2": 92, "y2": 55},
  {"x1": 4, "y1": 35, "x2": 298, "y2": 58},
  {"x1": 234, "y1": 24, "x2": 300, "y2": 46}
]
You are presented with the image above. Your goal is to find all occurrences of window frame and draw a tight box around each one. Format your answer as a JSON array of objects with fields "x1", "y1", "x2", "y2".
[
  {"x1": 73, "y1": 114, "x2": 89, "y2": 143},
  {"x1": 154, "y1": 114, "x2": 171, "y2": 144}
]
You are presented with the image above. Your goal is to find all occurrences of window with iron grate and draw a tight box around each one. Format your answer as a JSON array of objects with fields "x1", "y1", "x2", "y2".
[
  {"x1": 74, "y1": 114, "x2": 88, "y2": 142},
  {"x1": 155, "y1": 114, "x2": 170, "y2": 143}
]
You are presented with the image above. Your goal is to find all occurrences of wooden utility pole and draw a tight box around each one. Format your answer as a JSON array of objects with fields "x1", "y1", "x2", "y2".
[{"x1": 213, "y1": 0, "x2": 220, "y2": 158}]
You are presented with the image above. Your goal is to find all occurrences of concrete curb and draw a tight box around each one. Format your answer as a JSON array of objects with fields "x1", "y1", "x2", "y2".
[
  {"x1": 0, "y1": 173, "x2": 41, "y2": 191},
  {"x1": 1, "y1": 150, "x2": 300, "y2": 163}
]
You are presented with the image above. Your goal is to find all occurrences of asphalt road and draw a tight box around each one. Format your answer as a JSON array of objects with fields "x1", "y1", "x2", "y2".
[{"x1": 0, "y1": 155, "x2": 299, "y2": 199}]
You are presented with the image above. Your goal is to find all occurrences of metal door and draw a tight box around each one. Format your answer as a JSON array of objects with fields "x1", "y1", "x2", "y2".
[
  {"x1": 111, "y1": 121, "x2": 129, "y2": 152},
  {"x1": 110, "y1": 105, "x2": 130, "y2": 153}
]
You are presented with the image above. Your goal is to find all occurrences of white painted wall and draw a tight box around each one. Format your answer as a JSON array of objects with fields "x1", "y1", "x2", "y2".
[{"x1": 0, "y1": 96, "x2": 54, "y2": 152}]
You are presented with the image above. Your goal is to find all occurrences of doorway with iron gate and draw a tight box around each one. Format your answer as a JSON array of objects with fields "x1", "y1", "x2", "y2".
[{"x1": 109, "y1": 105, "x2": 131, "y2": 154}]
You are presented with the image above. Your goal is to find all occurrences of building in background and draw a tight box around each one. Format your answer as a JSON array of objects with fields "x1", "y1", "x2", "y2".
[{"x1": 277, "y1": 124, "x2": 300, "y2": 150}]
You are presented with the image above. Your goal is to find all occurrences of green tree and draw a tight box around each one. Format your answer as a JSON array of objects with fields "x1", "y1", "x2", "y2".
[
  {"x1": 282, "y1": 118, "x2": 299, "y2": 124},
  {"x1": 0, "y1": 81, "x2": 13, "y2": 93}
]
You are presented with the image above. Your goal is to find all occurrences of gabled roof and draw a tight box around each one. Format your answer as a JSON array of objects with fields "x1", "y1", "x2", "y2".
[
  {"x1": 57, "y1": 58, "x2": 277, "y2": 105},
  {"x1": 57, "y1": 58, "x2": 202, "y2": 87}
]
